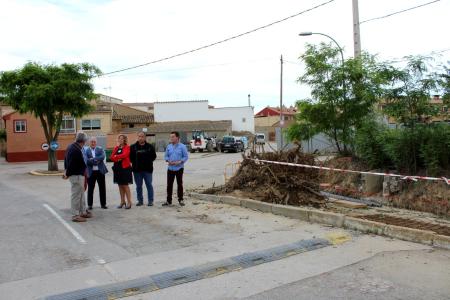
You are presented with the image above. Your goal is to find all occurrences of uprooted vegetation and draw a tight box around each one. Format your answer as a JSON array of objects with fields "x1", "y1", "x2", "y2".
[{"x1": 204, "y1": 147, "x2": 327, "y2": 208}]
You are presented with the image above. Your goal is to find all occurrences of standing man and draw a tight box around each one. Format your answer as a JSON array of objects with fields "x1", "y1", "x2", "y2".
[
  {"x1": 86, "y1": 137, "x2": 108, "y2": 210},
  {"x1": 130, "y1": 131, "x2": 157, "y2": 206},
  {"x1": 63, "y1": 132, "x2": 91, "y2": 222},
  {"x1": 163, "y1": 131, "x2": 188, "y2": 207}
]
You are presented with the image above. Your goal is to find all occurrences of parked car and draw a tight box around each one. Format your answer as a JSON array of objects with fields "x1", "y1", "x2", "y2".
[
  {"x1": 255, "y1": 133, "x2": 266, "y2": 145},
  {"x1": 217, "y1": 136, "x2": 244, "y2": 153},
  {"x1": 235, "y1": 136, "x2": 248, "y2": 149}
]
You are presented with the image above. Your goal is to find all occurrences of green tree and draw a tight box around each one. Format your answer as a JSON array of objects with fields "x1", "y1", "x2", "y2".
[
  {"x1": 290, "y1": 43, "x2": 388, "y2": 154},
  {"x1": 0, "y1": 62, "x2": 101, "y2": 171},
  {"x1": 381, "y1": 56, "x2": 441, "y2": 172}
]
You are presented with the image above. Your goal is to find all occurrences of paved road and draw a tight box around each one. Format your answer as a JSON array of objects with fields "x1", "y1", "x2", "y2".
[{"x1": 0, "y1": 152, "x2": 449, "y2": 300}]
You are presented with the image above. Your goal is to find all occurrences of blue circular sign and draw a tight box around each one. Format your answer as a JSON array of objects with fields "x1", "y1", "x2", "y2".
[{"x1": 50, "y1": 141, "x2": 59, "y2": 151}]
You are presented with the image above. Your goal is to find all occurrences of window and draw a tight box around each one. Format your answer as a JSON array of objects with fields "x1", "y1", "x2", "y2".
[
  {"x1": 242, "y1": 117, "x2": 246, "y2": 123},
  {"x1": 81, "y1": 119, "x2": 101, "y2": 130},
  {"x1": 129, "y1": 124, "x2": 134, "y2": 128},
  {"x1": 60, "y1": 116, "x2": 76, "y2": 133},
  {"x1": 14, "y1": 120, "x2": 27, "y2": 133}
]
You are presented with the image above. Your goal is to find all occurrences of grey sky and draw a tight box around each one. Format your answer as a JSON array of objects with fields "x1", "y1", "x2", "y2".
[{"x1": 1, "y1": 0, "x2": 449, "y2": 112}]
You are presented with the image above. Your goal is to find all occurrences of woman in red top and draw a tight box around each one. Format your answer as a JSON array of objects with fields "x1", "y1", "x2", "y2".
[{"x1": 110, "y1": 134, "x2": 133, "y2": 209}]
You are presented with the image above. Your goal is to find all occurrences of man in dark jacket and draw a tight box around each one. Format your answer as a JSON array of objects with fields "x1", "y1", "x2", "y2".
[
  {"x1": 64, "y1": 132, "x2": 91, "y2": 222},
  {"x1": 130, "y1": 131, "x2": 157, "y2": 206},
  {"x1": 85, "y1": 137, "x2": 108, "y2": 210}
]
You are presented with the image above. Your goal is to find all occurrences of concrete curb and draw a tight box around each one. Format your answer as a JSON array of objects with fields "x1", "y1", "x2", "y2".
[
  {"x1": 189, "y1": 192, "x2": 450, "y2": 250},
  {"x1": 29, "y1": 170, "x2": 64, "y2": 176}
]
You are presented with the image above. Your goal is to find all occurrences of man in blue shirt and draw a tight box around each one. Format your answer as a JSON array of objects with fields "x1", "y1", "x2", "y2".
[{"x1": 163, "y1": 131, "x2": 189, "y2": 207}]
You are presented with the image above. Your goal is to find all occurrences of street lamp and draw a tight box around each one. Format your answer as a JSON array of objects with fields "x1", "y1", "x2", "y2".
[
  {"x1": 299, "y1": 31, "x2": 347, "y2": 152},
  {"x1": 299, "y1": 32, "x2": 344, "y2": 67}
]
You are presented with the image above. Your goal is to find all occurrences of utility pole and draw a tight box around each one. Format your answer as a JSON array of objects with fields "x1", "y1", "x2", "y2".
[
  {"x1": 279, "y1": 55, "x2": 284, "y2": 150},
  {"x1": 352, "y1": 0, "x2": 361, "y2": 57}
]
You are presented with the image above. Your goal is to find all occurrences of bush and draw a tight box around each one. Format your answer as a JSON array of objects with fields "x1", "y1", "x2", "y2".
[
  {"x1": 354, "y1": 119, "x2": 390, "y2": 169},
  {"x1": 355, "y1": 122, "x2": 450, "y2": 175}
]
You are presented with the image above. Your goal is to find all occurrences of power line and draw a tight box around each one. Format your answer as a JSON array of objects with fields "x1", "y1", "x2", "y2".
[
  {"x1": 360, "y1": 0, "x2": 442, "y2": 25},
  {"x1": 100, "y1": 0, "x2": 336, "y2": 76},
  {"x1": 386, "y1": 48, "x2": 450, "y2": 63},
  {"x1": 104, "y1": 57, "x2": 274, "y2": 78}
]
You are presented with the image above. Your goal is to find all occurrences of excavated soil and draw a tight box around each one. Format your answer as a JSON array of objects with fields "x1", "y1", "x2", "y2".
[{"x1": 358, "y1": 214, "x2": 450, "y2": 237}]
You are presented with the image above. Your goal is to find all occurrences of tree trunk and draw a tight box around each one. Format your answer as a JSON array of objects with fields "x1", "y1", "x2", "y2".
[{"x1": 48, "y1": 150, "x2": 58, "y2": 171}]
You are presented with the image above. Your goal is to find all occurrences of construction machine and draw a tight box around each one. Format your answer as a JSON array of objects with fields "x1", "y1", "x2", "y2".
[{"x1": 189, "y1": 130, "x2": 217, "y2": 153}]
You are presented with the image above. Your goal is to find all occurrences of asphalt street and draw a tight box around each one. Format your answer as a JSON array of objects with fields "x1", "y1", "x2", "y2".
[{"x1": 0, "y1": 151, "x2": 449, "y2": 300}]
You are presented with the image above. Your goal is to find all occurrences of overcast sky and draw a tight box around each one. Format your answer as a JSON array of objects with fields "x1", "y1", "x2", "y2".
[{"x1": 1, "y1": 0, "x2": 449, "y2": 112}]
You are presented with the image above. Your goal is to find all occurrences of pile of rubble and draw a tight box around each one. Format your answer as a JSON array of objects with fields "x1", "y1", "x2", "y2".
[{"x1": 206, "y1": 147, "x2": 326, "y2": 208}]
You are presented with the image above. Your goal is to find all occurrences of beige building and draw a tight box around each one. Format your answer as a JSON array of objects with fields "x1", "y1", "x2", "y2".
[{"x1": 254, "y1": 106, "x2": 297, "y2": 141}]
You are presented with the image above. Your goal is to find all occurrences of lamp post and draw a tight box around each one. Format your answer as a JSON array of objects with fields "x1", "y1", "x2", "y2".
[
  {"x1": 299, "y1": 31, "x2": 347, "y2": 152},
  {"x1": 299, "y1": 32, "x2": 344, "y2": 67}
]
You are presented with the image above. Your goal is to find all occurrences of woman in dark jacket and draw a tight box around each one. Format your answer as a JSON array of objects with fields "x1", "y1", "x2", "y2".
[{"x1": 110, "y1": 134, "x2": 133, "y2": 209}]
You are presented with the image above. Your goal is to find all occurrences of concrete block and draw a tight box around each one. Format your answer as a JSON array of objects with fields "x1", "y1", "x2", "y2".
[
  {"x1": 240, "y1": 199, "x2": 272, "y2": 213},
  {"x1": 219, "y1": 196, "x2": 242, "y2": 206},
  {"x1": 271, "y1": 204, "x2": 310, "y2": 221},
  {"x1": 433, "y1": 234, "x2": 450, "y2": 250},
  {"x1": 308, "y1": 210, "x2": 345, "y2": 227},
  {"x1": 344, "y1": 217, "x2": 386, "y2": 235},
  {"x1": 384, "y1": 225, "x2": 435, "y2": 245},
  {"x1": 362, "y1": 172, "x2": 383, "y2": 194}
]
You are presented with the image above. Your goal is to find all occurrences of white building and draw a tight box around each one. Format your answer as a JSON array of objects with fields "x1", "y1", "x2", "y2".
[{"x1": 154, "y1": 100, "x2": 254, "y2": 133}]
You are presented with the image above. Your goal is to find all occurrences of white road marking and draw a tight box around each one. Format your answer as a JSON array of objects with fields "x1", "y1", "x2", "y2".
[
  {"x1": 43, "y1": 203, "x2": 87, "y2": 245},
  {"x1": 94, "y1": 256, "x2": 107, "y2": 264}
]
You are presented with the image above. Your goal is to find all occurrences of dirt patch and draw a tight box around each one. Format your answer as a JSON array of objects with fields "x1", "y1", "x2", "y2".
[
  {"x1": 205, "y1": 147, "x2": 326, "y2": 208},
  {"x1": 320, "y1": 157, "x2": 450, "y2": 216},
  {"x1": 357, "y1": 214, "x2": 450, "y2": 237},
  {"x1": 177, "y1": 213, "x2": 222, "y2": 224}
]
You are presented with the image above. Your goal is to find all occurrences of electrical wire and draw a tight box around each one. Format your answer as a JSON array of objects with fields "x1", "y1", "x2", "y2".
[
  {"x1": 360, "y1": 0, "x2": 442, "y2": 25},
  {"x1": 100, "y1": 0, "x2": 336, "y2": 76},
  {"x1": 104, "y1": 57, "x2": 275, "y2": 78}
]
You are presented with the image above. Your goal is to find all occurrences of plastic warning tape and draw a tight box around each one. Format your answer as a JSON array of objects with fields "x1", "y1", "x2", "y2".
[{"x1": 251, "y1": 159, "x2": 450, "y2": 186}]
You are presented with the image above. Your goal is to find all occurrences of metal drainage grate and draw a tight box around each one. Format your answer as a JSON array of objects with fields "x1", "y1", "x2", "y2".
[{"x1": 43, "y1": 237, "x2": 331, "y2": 300}]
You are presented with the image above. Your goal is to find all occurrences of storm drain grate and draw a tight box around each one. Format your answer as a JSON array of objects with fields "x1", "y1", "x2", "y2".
[{"x1": 43, "y1": 237, "x2": 331, "y2": 300}]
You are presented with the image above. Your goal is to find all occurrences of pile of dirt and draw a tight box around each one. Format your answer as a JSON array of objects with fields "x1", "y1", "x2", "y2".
[{"x1": 205, "y1": 147, "x2": 326, "y2": 208}]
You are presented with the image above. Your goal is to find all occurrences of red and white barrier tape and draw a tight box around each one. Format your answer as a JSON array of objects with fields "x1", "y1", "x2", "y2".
[{"x1": 251, "y1": 159, "x2": 450, "y2": 186}]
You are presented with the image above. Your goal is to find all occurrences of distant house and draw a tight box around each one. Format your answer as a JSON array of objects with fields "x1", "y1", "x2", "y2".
[
  {"x1": 378, "y1": 95, "x2": 449, "y2": 127},
  {"x1": 121, "y1": 120, "x2": 232, "y2": 152},
  {"x1": 153, "y1": 100, "x2": 254, "y2": 133},
  {"x1": 2, "y1": 97, "x2": 154, "y2": 162},
  {"x1": 254, "y1": 106, "x2": 297, "y2": 141},
  {"x1": 123, "y1": 102, "x2": 154, "y2": 114}
]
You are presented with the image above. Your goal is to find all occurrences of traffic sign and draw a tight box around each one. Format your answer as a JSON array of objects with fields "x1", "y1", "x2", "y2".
[
  {"x1": 50, "y1": 141, "x2": 59, "y2": 151},
  {"x1": 41, "y1": 143, "x2": 49, "y2": 151}
]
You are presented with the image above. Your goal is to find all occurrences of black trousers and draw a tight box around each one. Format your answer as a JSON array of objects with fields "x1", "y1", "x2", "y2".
[
  {"x1": 87, "y1": 170, "x2": 106, "y2": 207},
  {"x1": 167, "y1": 168, "x2": 184, "y2": 203}
]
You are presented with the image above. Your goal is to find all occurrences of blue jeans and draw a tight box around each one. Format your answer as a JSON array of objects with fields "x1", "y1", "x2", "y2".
[{"x1": 133, "y1": 171, "x2": 154, "y2": 204}]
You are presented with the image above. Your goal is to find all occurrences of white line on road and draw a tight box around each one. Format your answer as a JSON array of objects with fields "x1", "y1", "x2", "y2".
[{"x1": 43, "y1": 203, "x2": 87, "y2": 245}]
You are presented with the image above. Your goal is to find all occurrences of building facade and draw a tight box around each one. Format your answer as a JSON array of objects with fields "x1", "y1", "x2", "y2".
[
  {"x1": 153, "y1": 100, "x2": 254, "y2": 133},
  {"x1": 2, "y1": 99, "x2": 154, "y2": 162},
  {"x1": 254, "y1": 106, "x2": 296, "y2": 141}
]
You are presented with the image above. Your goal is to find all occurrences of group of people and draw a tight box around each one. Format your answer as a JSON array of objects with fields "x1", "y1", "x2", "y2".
[{"x1": 63, "y1": 131, "x2": 189, "y2": 222}]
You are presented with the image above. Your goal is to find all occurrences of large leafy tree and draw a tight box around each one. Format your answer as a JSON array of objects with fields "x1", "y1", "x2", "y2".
[
  {"x1": 382, "y1": 56, "x2": 441, "y2": 127},
  {"x1": 288, "y1": 43, "x2": 389, "y2": 154},
  {"x1": 0, "y1": 62, "x2": 101, "y2": 171},
  {"x1": 381, "y1": 56, "x2": 442, "y2": 172}
]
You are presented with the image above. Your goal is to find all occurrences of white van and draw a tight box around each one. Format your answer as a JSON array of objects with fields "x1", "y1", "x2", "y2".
[{"x1": 255, "y1": 133, "x2": 266, "y2": 145}]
